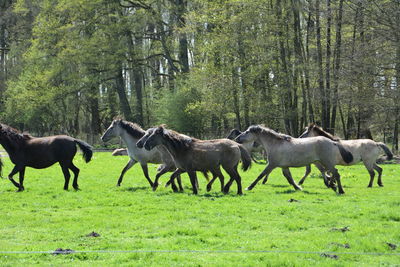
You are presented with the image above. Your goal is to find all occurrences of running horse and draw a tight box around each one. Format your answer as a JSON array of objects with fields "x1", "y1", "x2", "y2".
[
  {"x1": 0, "y1": 123, "x2": 92, "y2": 191},
  {"x1": 236, "y1": 125, "x2": 354, "y2": 194},
  {"x1": 141, "y1": 125, "x2": 252, "y2": 195},
  {"x1": 298, "y1": 124, "x2": 393, "y2": 187}
]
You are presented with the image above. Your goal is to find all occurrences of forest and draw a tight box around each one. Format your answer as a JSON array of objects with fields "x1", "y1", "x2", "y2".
[{"x1": 0, "y1": 0, "x2": 399, "y2": 151}]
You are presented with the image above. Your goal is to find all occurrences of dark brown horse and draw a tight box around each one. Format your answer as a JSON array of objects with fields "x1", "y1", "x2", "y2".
[
  {"x1": 142, "y1": 125, "x2": 252, "y2": 195},
  {"x1": 0, "y1": 124, "x2": 93, "y2": 191}
]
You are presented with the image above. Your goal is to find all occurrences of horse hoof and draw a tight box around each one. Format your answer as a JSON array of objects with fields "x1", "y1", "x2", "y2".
[
  {"x1": 245, "y1": 187, "x2": 252, "y2": 191},
  {"x1": 17, "y1": 187, "x2": 25, "y2": 192},
  {"x1": 116, "y1": 184, "x2": 121, "y2": 187},
  {"x1": 378, "y1": 184, "x2": 384, "y2": 187}
]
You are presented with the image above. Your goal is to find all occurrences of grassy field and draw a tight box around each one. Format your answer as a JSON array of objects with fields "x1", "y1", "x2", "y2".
[{"x1": 0, "y1": 152, "x2": 399, "y2": 266}]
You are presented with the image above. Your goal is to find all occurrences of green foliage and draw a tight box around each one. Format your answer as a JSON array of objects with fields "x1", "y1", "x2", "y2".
[
  {"x1": 0, "y1": 153, "x2": 399, "y2": 265},
  {"x1": 154, "y1": 78, "x2": 206, "y2": 136}
]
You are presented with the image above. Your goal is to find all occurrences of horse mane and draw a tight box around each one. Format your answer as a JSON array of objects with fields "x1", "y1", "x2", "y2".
[
  {"x1": 226, "y1": 128, "x2": 242, "y2": 139},
  {"x1": 0, "y1": 124, "x2": 32, "y2": 148},
  {"x1": 308, "y1": 123, "x2": 340, "y2": 141},
  {"x1": 248, "y1": 125, "x2": 292, "y2": 141},
  {"x1": 117, "y1": 119, "x2": 145, "y2": 139},
  {"x1": 159, "y1": 126, "x2": 194, "y2": 151}
]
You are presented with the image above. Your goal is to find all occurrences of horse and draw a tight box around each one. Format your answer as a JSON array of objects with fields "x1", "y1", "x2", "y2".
[
  {"x1": 101, "y1": 119, "x2": 180, "y2": 189},
  {"x1": 298, "y1": 124, "x2": 393, "y2": 187},
  {"x1": 112, "y1": 148, "x2": 128, "y2": 156},
  {"x1": 141, "y1": 125, "x2": 252, "y2": 195},
  {"x1": 235, "y1": 125, "x2": 354, "y2": 194},
  {"x1": 0, "y1": 123, "x2": 92, "y2": 191},
  {"x1": 226, "y1": 129, "x2": 267, "y2": 163}
]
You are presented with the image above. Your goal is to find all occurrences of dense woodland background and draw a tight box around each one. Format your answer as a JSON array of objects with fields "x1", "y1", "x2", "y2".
[{"x1": 0, "y1": 0, "x2": 399, "y2": 151}]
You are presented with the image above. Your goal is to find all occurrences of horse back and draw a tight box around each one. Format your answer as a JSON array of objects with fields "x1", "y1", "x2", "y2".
[
  {"x1": 23, "y1": 135, "x2": 78, "y2": 168},
  {"x1": 181, "y1": 139, "x2": 241, "y2": 170}
]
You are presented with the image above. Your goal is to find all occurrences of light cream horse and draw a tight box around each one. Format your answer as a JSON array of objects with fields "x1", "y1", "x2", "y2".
[
  {"x1": 236, "y1": 125, "x2": 354, "y2": 194},
  {"x1": 298, "y1": 124, "x2": 393, "y2": 187}
]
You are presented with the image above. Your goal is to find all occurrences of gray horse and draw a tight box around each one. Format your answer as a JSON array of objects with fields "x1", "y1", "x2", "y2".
[
  {"x1": 140, "y1": 125, "x2": 252, "y2": 195},
  {"x1": 298, "y1": 124, "x2": 393, "y2": 187},
  {"x1": 101, "y1": 119, "x2": 180, "y2": 189},
  {"x1": 236, "y1": 125, "x2": 354, "y2": 194}
]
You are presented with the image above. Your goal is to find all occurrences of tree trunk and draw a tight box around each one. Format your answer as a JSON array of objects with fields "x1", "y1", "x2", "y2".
[
  {"x1": 325, "y1": 0, "x2": 332, "y2": 131},
  {"x1": 330, "y1": 0, "x2": 344, "y2": 135},
  {"x1": 89, "y1": 86, "x2": 101, "y2": 143},
  {"x1": 175, "y1": 0, "x2": 189, "y2": 73},
  {"x1": 305, "y1": 6, "x2": 314, "y2": 123},
  {"x1": 115, "y1": 66, "x2": 133, "y2": 121},
  {"x1": 316, "y1": 0, "x2": 327, "y2": 128},
  {"x1": 237, "y1": 23, "x2": 250, "y2": 128}
]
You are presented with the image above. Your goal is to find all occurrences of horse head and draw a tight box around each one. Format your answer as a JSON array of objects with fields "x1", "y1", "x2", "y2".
[
  {"x1": 101, "y1": 119, "x2": 123, "y2": 142},
  {"x1": 226, "y1": 129, "x2": 242, "y2": 140},
  {"x1": 143, "y1": 125, "x2": 166, "y2": 151},
  {"x1": 136, "y1": 128, "x2": 156, "y2": 149}
]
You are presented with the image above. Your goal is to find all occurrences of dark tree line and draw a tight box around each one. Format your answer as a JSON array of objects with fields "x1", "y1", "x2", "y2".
[{"x1": 0, "y1": 0, "x2": 399, "y2": 151}]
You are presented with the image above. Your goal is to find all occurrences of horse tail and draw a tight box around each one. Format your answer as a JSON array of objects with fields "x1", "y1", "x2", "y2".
[
  {"x1": 336, "y1": 142, "x2": 353, "y2": 164},
  {"x1": 0, "y1": 158, "x2": 3, "y2": 178},
  {"x1": 74, "y1": 139, "x2": 93, "y2": 163},
  {"x1": 377, "y1": 142, "x2": 393, "y2": 161},
  {"x1": 239, "y1": 144, "x2": 252, "y2": 171}
]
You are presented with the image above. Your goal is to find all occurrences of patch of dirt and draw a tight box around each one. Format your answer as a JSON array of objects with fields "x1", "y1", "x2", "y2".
[
  {"x1": 52, "y1": 248, "x2": 75, "y2": 255},
  {"x1": 86, "y1": 231, "x2": 100, "y2": 237},
  {"x1": 330, "y1": 242, "x2": 350, "y2": 248},
  {"x1": 330, "y1": 226, "x2": 350, "y2": 232},
  {"x1": 386, "y1": 242, "x2": 397, "y2": 250},
  {"x1": 320, "y1": 253, "x2": 339, "y2": 259}
]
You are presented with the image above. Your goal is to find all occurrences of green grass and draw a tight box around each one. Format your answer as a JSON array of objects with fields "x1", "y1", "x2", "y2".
[{"x1": 0, "y1": 152, "x2": 399, "y2": 266}]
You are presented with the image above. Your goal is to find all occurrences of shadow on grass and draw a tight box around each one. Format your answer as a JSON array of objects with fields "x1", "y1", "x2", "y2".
[
  {"x1": 122, "y1": 186, "x2": 150, "y2": 192},
  {"x1": 201, "y1": 192, "x2": 226, "y2": 199},
  {"x1": 269, "y1": 184, "x2": 289, "y2": 188}
]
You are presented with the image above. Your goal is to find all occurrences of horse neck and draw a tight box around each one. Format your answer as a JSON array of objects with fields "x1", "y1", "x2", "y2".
[
  {"x1": 257, "y1": 132, "x2": 276, "y2": 150},
  {"x1": 162, "y1": 136, "x2": 184, "y2": 160},
  {"x1": 119, "y1": 130, "x2": 141, "y2": 149},
  {"x1": 0, "y1": 138, "x2": 21, "y2": 158}
]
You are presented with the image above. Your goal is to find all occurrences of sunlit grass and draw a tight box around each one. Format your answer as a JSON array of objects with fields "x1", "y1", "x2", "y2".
[{"x1": 0, "y1": 152, "x2": 399, "y2": 266}]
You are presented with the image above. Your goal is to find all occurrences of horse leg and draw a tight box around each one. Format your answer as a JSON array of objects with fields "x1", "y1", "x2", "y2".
[
  {"x1": 187, "y1": 171, "x2": 198, "y2": 195},
  {"x1": 140, "y1": 163, "x2": 154, "y2": 188},
  {"x1": 207, "y1": 170, "x2": 218, "y2": 192},
  {"x1": 165, "y1": 169, "x2": 184, "y2": 192},
  {"x1": 367, "y1": 169, "x2": 375, "y2": 188},
  {"x1": 247, "y1": 164, "x2": 275, "y2": 191},
  {"x1": 281, "y1": 167, "x2": 302, "y2": 191},
  {"x1": 176, "y1": 174, "x2": 184, "y2": 191},
  {"x1": 332, "y1": 168, "x2": 345, "y2": 194},
  {"x1": 69, "y1": 163, "x2": 80, "y2": 190},
  {"x1": 363, "y1": 161, "x2": 375, "y2": 188},
  {"x1": 153, "y1": 165, "x2": 169, "y2": 191},
  {"x1": 298, "y1": 165, "x2": 311, "y2": 185},
  {"x1": 312, "y1": 162, "x2": 331, "y2": 188},
  {"x1": 17, "y1": 167, "x2": 26, "y2": 192},
  {"x1": 60, "y1": 164, "x2": 71, "y2": 190},
  {"x1": 8, "y1": 165, "x2": 23, "y2": 189},
  {"x1": 117, "y1": 159, "x2": 136, "y2": 186},
  {"x1": 374, "y1": 164, "x2": 383, "y2": 187}
]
